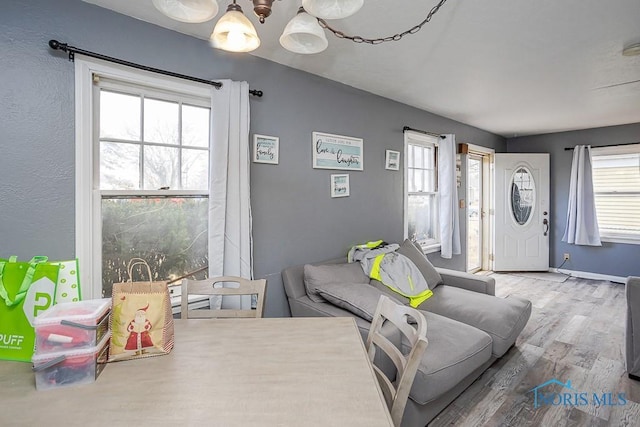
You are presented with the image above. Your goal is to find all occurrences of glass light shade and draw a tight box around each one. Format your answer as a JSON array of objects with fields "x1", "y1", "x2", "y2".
[
  {"x1": 211, "y1": 10, "x2": 261, "y2": 53},
  {"x1": 152, "y1": 0, "x2": 219, "y2": 23},
  {"x1": 280, "y1": 9, "x2": 328, "y2": 54},
  {"x1": 302, "y1": 0, "x2": 364, "y2": 19},
  {"x1": 622, "y1": 43, "x2": 640, "y2": 56}
]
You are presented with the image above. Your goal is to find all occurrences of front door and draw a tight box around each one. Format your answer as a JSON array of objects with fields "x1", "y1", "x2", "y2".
[{"x1": 494, "y1": 153, "x2": 550, "y2": 271}]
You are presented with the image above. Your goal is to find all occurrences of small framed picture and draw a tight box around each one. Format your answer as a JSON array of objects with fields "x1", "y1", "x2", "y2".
[
  {"x1": 385, "y1": 150, "x2": 400, "y2": 170},
  {"x1": 330, "y1": 174, "x2": 350, "y2": 198},
  {"x1": 253, "y1": 134, "x2": 279, "y2": 164}
]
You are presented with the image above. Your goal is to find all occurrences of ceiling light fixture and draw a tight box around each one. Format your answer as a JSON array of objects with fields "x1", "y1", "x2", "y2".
[
  {"x1": 211, "y1": 1, "x2": 261, "y2": 52},
  {"x1": 301, "y1": 0, "x2": 363, "y2": 20},
  {"x1": 279, "y1": 7, "x2": 328, "y2": 54},
  {"x1": 152, "y1": 0, "x2": 219, "y2": 23},
  {"x1": 154, "y1": 0, "x2": 450, "y2": 54},
  {"x1": 622, "y1": 42, "x2": 640, "y2": 57}
]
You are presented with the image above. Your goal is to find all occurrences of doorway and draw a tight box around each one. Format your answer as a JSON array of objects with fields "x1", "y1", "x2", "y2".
[
  {"x1": 467, "y1": 155, "x2": 483, "y2": 272},
  {"x1": 493, "y1": 153, "x2": 550, "y2": 271},
  {"x1": 466, "y1": 146, "x2": 493, "y2": 273}
]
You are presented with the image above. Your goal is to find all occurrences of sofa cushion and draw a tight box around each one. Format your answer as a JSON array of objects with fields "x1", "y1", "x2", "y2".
[
  {"x1": 397, "y1": 239, "x2": 443, "y2": 289},
  {"x1": 407, "y1": 311, "x2": 493, "y2": 404},
  {"x1": 418, "y1": 285, "x2": 532, "y2": 357},
  {"x1": 369, "y1": 279, "x2": 410, "y2": 305},
  {"x1": 314, "y1": 282, "x2": 401, "y2": 322},
  {"x1": 303, "y1": 263, "x2": 369, "y2": 303}
]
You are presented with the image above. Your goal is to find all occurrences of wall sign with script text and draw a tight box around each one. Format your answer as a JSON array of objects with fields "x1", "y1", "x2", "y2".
[
  {"x1": 253, "y1": 134, "x2": 279, "y2": 164},
  {"x1": 385, "y1": 150, "x2": 400, "y2": 170},
  {"x1": 312, "y1": 132, "x2": 363, "y2": 171},
  {"x1": 330, "y1": 174, "x2": 350, "y2": 198}
]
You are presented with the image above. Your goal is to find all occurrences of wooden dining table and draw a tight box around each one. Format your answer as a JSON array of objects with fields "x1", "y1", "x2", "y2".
[{"x1": 0, "y1": 317, "x2": 393, "y2": 426}]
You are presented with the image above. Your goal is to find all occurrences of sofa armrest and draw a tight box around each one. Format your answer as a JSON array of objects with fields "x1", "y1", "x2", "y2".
[
  {"x1": 435, "y1": 268, "x2": 496, "y2": 296},
  {"x1": 626, "y1": 276, "x2": 640, "y2": 377}
]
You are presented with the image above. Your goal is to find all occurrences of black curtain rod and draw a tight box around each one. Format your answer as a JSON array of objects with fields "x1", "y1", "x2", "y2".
[
  {"x1": 402, "y1": 126, "x2": 445, "y2": 139},
  {"x1": 48, "y1": 40, "x2": 263, "y2": 98},
  {"x1": 564, "y1": 141, "x2": 640, "y2": 151}
]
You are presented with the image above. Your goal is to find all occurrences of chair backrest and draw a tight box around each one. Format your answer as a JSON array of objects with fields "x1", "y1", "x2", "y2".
[
  {"x1": 181, "y1": 276, "x2": 267, "y2": 319},
  {"x1": 365, "y1": 295, "x2": 428, "y2": 427}
]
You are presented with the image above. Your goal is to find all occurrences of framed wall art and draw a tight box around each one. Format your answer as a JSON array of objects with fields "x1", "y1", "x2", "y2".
[
  {"x1": 312, "y1": 132, "x2": 363, "y2": 171},
  {"x1": 385, "y1": 150, "x2": 400, "y2": 170},
  {"x1": 330, "y1": 174, "x2": 350, "y2": 198},
  {"x1": 253, "y1": 134, "x2": 279, "y2": 164}
]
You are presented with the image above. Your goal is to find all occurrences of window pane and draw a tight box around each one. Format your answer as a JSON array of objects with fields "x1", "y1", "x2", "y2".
[
  {"x1": 593, "y1": 154, "x2": 640, "y2": 192},
  {"x1": 182, "y1": 105, "x2": 210, "y2": 148},
  {"x1": 414, "y1": 169, "x2": 425, "y2": 192},
  {"x1": 409, "y1": 169, "x2": 417, "y2": 193},
  {"x1": 101, "y1": 197, "x2": 209, "y2": 297},
  {"x1": 414, "y1": 145, "x2": 424, "y2": 168},
  {"x1": 510, "y1": 167, "x2": 535, "y2": 225},
  {"x1": 425, "y1": 146, "x2": 435, "y2": 169},
  {"x1": 100, "y1": 91, "x2": 140, "y2": 140},
  {"x1": 425, "y1": 169, "x2": 435, "y2": 192},
  {"x1": 592, "y1": 151, "x2": 640, "y2": 240},
  {"x1": 594, "y1": 194, "x2": 640, "y2": 236},
  {"x1": 100, "y1": 142, "x2": 140, "y2": 190},
  {"x1": 408, "y1": 194, "x2": 437, "y2": 244},
  {"x1": 144, "y1": 98, "x2": 179, "y2": 145},
  {"x1": 182, "y1": 149, "x2": 208, "y2": 190},
  {"x1": 143, "y1": 146, "x2": 179, "y2": 190}
]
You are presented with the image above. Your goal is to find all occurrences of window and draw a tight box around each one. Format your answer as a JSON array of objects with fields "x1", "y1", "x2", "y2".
[
  {"x1": 591, "y1": 144, "x2": 640, "y2": 244},
  {"x1": 404, "y1": 132, "x2": 439, "y2": 250},
  {"x1": 76, "y1": 59, "x2": 212, "y2": 299}
]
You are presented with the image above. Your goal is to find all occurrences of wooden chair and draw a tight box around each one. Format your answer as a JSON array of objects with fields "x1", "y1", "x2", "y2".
[
  {"x1": 181, "y1": 276, "x2": 266, "y2": 319},
  {"x1": 366, "y1": 295, "x2": 429, "y2": 427}
]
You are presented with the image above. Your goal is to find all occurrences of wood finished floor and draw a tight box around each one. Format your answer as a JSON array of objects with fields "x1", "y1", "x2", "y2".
[{"x1": 428, "y1": 273, "x2": 640, "y2": 427}]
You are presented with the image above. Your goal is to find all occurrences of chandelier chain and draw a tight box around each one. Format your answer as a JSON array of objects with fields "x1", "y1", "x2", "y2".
[{"x1": 317, "y1": 0, "x2": 449, "y2": 45}]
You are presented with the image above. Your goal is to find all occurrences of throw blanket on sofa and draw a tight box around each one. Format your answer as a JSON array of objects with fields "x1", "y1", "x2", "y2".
[{"x1": 348, "y1": 241, "x2": 433, "y2": 307}]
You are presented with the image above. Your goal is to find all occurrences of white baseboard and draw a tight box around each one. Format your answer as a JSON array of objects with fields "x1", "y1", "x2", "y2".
[{"x1": 549, "y1": 268, "x2": 626, "y2": 284}]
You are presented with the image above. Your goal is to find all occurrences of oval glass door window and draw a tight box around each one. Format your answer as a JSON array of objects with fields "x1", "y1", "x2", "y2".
[{"x1": 510, "y1": 167, "x2": 535, "y2": 225}]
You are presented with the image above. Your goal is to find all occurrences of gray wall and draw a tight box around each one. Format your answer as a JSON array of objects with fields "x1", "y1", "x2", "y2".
[
  {"x1": 0, "y1": 0, "x2": 505, "y2": 317},
  {"x1": 507, "y1": 123, "x2": 640, "y2": 278}
]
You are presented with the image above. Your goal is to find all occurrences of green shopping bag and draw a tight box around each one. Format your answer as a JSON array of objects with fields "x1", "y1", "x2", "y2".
[{"x1": 0, "y1": 256, "x2": 60, "y2": 362}]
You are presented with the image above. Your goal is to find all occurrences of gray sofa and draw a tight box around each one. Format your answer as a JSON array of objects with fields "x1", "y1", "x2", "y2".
[
  {"x1": 282, "y1": 242, "x2": 531, "y2": 427},
  {"x1": 626, "y1": 276, "x2": 640, "y2": 380}
]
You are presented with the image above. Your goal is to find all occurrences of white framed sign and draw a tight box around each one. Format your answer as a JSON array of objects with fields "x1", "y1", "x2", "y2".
[
  {"x1": 385, "y1": 150, "x2": 400, "y2": 170},
  {"x1": 330, "y1": 174, "x2": 350, "y2": 198},
  {"x1": 312, "y1": 132, "x2": 363, "y2": 171},
  {"x1": 253, "y1": 134, "x2": 279, "y2": 164}
]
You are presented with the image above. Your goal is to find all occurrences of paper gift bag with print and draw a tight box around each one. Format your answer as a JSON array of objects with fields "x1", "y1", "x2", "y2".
[
  {"x1": 0, "y1": 256, "x2": 60, "y2": 362},
  {"x1": 53, "y1": 259, "x2": 82, "y2": 304},
  {"x1": 109, "y1": 259, "x2": 174, "y2": 362}
]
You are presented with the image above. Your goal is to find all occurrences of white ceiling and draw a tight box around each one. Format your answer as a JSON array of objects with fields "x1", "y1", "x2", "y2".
[{"x1": 84, "y1": 0, "x2": 640, "y2": 137}]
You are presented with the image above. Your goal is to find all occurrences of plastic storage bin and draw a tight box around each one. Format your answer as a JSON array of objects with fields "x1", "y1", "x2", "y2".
[
  {"x1": 34, "y1": 298, "x2": 111, "y2": 354},
  {"x1": 32, "y1": 332, "x2": 110, "y2": 390}
]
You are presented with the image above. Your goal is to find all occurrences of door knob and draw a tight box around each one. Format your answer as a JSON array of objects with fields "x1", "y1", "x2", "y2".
[{"x1": 543, "y1": 218, "x2": 549, "y2": 236}]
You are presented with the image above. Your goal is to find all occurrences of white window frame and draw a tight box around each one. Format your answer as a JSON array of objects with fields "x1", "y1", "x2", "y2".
[
  {"x1": 403, "y1": 131, "x2": 440, "y2": 253},
  {"x1": 75, "y1": 57, "x2": 212, "y2": 300},
  {"x1": 591, "y1": 143, "x2": 640, "y2": 245}
]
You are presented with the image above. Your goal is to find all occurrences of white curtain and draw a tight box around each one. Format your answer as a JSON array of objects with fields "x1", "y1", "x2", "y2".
[
  {"x1": 438, "y1": 134, "x2": 461, "y2": 258},
  {"x1": 562, "y1": 145, "x2": 601, "y2": 246},
  {"x1": 208, "y1": 80, "x2": 254, "y2": 279}
]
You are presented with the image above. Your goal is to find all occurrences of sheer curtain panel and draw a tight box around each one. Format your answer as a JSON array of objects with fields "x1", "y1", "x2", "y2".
[
  {"x1": 208, "y1": 80, "x2": 254, "y2": 279},
  {"x1": 562, "y1": 145, "x2": 601, "y2": 246},
  {"x1": 438, "y1": 134, "x2": 461, "y2": 258}
]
